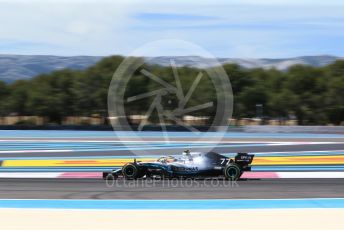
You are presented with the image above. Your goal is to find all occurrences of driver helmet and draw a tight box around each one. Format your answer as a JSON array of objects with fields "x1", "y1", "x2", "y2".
[
  {"x1": 183, "y1": 149, "x2": 190, "y2": 155},
  {"x1": 183, "y1": 150, "x2": 192, "y2": 160}
]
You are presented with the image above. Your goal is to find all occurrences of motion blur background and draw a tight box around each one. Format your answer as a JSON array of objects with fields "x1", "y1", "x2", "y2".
[{"x1": 0, "y1": 0, "x2": 343, "y2": 128}]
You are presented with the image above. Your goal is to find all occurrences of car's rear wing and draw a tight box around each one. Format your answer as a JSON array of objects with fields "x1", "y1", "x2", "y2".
[{"x1": 234, "y1": 152, "x2": 254, "y2": 165}]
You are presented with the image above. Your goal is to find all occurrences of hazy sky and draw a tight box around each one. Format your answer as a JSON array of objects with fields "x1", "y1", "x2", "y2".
[{"x1": 0, "y1": 0, "x2": 343, "y2": 58}]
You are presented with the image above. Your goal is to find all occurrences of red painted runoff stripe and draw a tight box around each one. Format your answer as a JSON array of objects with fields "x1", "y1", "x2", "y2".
[
  {"x1": 58, "y1": 172, "x2": 102, "y2": 178},
  {"x1": 241, "y1": 172, "x2": 280, "y2": 178}
]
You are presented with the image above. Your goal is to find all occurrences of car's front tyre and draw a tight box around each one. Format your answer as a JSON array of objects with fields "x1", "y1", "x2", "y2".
[{"x1": 122, "y1": 163, "x2": 139, "y2": 179}]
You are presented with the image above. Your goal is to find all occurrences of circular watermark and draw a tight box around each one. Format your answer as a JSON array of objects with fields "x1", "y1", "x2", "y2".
[{"x1": 108, "y1": 39, "x2": 233, "y2": 156}]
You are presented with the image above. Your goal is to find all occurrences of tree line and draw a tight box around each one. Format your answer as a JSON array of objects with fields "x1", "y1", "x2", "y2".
[{"x1": 0, "y1": 55, "x2": 343, "y2": 125}]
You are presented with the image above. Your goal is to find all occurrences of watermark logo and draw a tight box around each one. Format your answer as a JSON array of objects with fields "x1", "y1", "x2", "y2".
[
  {"x1": 105, "y1": 177, "x2": 240, "y2": 189},
  {"x1": 108, "y1": 39, "x2": 233, "y2": 155}
]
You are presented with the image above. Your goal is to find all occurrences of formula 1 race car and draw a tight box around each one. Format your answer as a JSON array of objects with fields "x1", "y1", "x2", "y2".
[{"x1": 103, "y1": 151, "x2": 254, "y2": 181}]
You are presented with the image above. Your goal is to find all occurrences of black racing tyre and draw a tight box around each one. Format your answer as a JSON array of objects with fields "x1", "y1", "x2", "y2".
[
  {"x1": 224, "y1": 163, "x2": 241, "y2": 181},
  {"x1": 122, "y1": 163, "x2": 139, "y2": 179}
]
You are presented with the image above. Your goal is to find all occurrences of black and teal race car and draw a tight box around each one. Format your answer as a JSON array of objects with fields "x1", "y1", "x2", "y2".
[{"x1": 103, "y1": 151, "x2": 254, "y2": 181}]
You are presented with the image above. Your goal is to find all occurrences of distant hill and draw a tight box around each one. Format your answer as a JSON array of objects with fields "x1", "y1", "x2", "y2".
[
  {"x1": 0, "y1": 54, "x2": 342, "y2": 83},
  {"x1": 0, "y1": 55, "x2": 102, "y2": 83},
  {"x1": 147, "y1": 55, "x2": 342, "y2": 70}
]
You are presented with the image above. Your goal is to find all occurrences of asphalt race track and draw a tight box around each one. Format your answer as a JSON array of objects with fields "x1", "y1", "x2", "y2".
[
  {"x1": 0, "y1": 130, "x2": 343, "y2": 199},
  {"x1": 0, "y1": 178, "x2": 343, "y2": 199}
]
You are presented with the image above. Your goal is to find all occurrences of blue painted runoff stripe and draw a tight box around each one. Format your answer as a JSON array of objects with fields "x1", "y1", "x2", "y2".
[
  {"x1": 0, "y1": 143, "x2": 274, "y2": 151},
  {"x1": 0, "y1": 130, "x2": 343, "y2": 139},
  {"x1": 0, "y1": 198, "x2": 344, "y2": 210}
]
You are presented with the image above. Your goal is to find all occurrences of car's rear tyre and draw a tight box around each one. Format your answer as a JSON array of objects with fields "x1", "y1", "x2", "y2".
[
  {"x1": 224, "y1": 163, "x2": 241, "y2": 181},
  {"x1": 122, "y1": 163, "x2": 139, "y2": 179}
]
